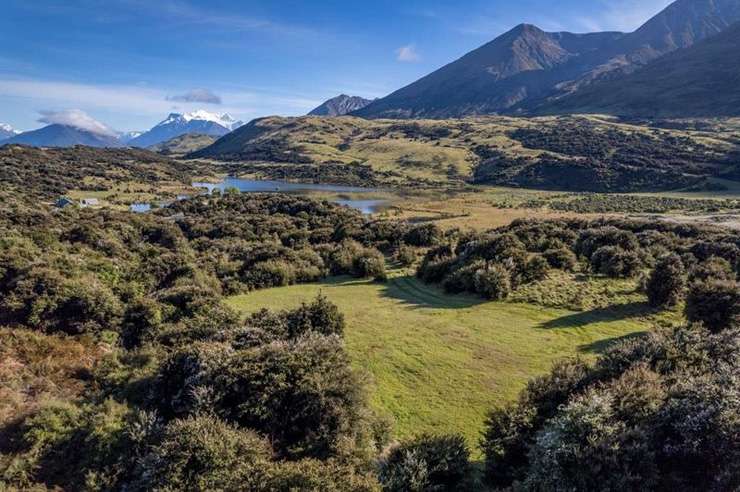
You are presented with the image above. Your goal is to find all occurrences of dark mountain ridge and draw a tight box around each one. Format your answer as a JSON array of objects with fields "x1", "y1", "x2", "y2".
[
  {"x1": 541, "y1": 21, "x2": 740, "y2": 117},
  {"x1": 308, "y1": 94, "x2": 374, "y2": 116},
  {"x1": 356, "y1": 0, "x2": 740, "y2": 118}
]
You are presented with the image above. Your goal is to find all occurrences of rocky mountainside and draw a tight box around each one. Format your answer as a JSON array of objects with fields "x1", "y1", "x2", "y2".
[
  {"x1": 3, "y1": 124, "x2": 122, "y2": 148},
  {"x1": 356, "y1": 0, "x2": 740, "y2": 118},
  {"x1": 308, "y1": 94, "x2": 374, "y2": 116},
  {"x1": 541, "y1": 21, "x2": 740, "y2": 117}
]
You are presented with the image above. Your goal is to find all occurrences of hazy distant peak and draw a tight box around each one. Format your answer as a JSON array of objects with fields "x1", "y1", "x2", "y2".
[{"x1": 308, "y1": 95, "x2": 374, "y2": 116}]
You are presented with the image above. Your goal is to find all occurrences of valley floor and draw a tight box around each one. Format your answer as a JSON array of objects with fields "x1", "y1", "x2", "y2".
[{"x1": 227, "y1": 269, "x2": 656, "y2": 452}]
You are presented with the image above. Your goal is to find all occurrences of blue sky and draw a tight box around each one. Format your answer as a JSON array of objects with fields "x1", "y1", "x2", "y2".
[{"x1": 0, "y1": 0, "x2": 672, "y2": 133}]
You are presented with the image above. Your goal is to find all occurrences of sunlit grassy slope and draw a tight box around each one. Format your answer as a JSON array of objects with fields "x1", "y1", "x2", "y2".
[{"x1": 226, "y1": 271, "x2": 651, "y2": 450}]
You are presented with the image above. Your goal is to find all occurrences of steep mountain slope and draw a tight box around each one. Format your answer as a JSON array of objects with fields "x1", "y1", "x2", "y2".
[
  {"x1": 355, "y1": 25, "x2": 623, "y2": 118},
  {"x1": 0, "y1": 123, "x2": 20, "y2": 141},
  {"x1": 308, "y1": 95, "x2": 374, "y2": 116},
  {"x1": 4, "y1": 124, "x2": 122, "y2": 148},
  {"x1": 129, "y1": 111, "x2": 243, "y2": 148},
  {"x1": 541, "y1": 21, "x2": 740, "y2": 117},
  {"x1": 357, "y1": 0, "x2": 740, "y2": 118}
]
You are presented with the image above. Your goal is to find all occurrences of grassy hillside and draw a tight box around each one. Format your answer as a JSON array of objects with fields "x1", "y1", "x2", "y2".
[
  {"x1": 149, "y1": 133, "x2": 217, "y2": 156},
  {"x1": 227, "y1": 270, "x2": 658, "y2": 449},
  {"x1": 189, "y1": 114, "x2": 740, "y2": 192}
]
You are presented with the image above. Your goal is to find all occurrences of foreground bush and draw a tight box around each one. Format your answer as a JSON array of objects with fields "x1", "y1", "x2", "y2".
[
  {"x1": 379, "y1": 434, "x2": 470, "y2": 492},
  {"x1": 482, "y1": 324, "x2": 740, "y2": 490}
]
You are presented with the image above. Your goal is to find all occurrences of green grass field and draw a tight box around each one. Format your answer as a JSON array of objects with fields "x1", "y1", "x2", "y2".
[{"x1": 227, "y1": 271, "x2": 653, "y2": 453}]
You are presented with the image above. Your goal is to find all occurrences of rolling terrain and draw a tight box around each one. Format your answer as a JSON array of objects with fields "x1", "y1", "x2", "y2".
[
  {"x1": 227, "y1": 269, "x2": 654, "y2": 447},
  {"x1": 189, "y1": 114, "x2": 740, "y2": 192}
]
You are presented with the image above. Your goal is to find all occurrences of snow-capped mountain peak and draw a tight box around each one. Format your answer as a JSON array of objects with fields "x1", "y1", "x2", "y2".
[
  {"x1": 129, "y1": 110, "x2": 243, "y2": 148},
  {"x1": 158, "y1": 110, "x2": 243, "y2": 131},
  {"x1": 0, "y1": 123, "x2": 20, "y2": 135}
]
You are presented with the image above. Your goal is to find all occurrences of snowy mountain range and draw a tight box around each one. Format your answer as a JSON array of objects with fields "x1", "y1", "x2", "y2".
[
  {"x1": 1, "y1": 111, "x2": 245, "y2": 149},
  {"x1": 128, "y1": 110, "x2": 244, "y2": 148}
]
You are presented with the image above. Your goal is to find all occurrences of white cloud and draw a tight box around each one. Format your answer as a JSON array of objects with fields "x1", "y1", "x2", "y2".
[
  {"x1": 168, "y1": 88, "x2": 222, "y2": 104},
  {"x1": 38, "y1": 109, "x2": 116, "y2": 136},
  {"x1": 0, "y1": 77, "x2": 322, "y2": 130},
  {"x1": 581, "y1": 0, "x2": 674, "y2": 32},
  {"x1": 396, "y1": 44, "x2": 421, "y2": 63},
  {"x1": 116, "y1": 0, "x2": 316, "y2": 37}
]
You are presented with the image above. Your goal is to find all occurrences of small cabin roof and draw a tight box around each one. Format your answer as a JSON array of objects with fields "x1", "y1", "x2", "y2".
[{"x1": 55, "y1": 196, "x2": 75, "y2": 207}]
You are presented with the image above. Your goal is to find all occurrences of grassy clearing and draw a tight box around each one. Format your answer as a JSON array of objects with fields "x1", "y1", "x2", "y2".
[{"x1": 226, "y1": 270, "x2": 653, "y2": 452}]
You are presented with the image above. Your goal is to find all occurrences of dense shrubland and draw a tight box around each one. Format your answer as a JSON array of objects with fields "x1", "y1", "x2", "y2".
[
  {"x1": 474, "y1": 120, "x2": 736, "y2": 192},
  {"x1": 1, "y1": 166, "x2": 738, "y2": 489},
  {"x1": 0, "y1": 145, "x2": 207, "y2": 199},
  {"x1": 418, "y1": 217, "x2": 740, "y2": 308},
  {"x1": 0, "y1": 191, "x2": 472, "y2": 490},
  {"x1": 521, "y1": 193, "x2": 740, "y2": 214},
  {"x1": 481, "y1": 321, "x2": 740, "y2": 490}
]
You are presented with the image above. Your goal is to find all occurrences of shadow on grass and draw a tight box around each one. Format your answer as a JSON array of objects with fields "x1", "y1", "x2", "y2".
[
  {"x1": 540, "y1": 301, "x2": 656, "y2": 329},
  {"x1": 578, "y1": 331, "x2": 647, "y2": 354},
  {"x1": 380, "y1": 274, "x2": 486, "y2": 310}
]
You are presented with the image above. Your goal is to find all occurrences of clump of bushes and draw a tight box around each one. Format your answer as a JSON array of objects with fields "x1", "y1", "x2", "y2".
[
  {"x1": 685, "y1": 279, "x2": 739, "y2": 332},
  {"x1": 481, "y1": 323, "x2": 740, "y2": 490},
  {"x1": 646, "y1": 254, "x2": 686, "y2": 307},
  {"x1": 379, "y1": 434, "x2": 470, "y2": 491}
]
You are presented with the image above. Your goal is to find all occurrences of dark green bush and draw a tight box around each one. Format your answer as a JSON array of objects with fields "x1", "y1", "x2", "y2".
[
  {"x1": 685, "y1": 279, "x2": 740, "y2": 332},
  {"x1": 474, "y1": 265, "x2": 512, "y2": 300},
  {"x1": 590, "y1": 246, "x2": 642, "y2": 278},
  {"x1": 646, "y1": 254, "x2": 686, "y2": 307},
  {"x1": 129, "y1": 416, "x2": 273, "y2": 491},
  {"x1": 404, "y1": 223, "x2": 443, "y2": 247},
  {"x1": 543, "y1": 247, "x2": 577, "y2": 271},
  {"x1": 379, "y1": 434, "x2": 470, "y2": 492},
  {"x1": 522, "y1": 255, "x2": 550, "y2": 283}
]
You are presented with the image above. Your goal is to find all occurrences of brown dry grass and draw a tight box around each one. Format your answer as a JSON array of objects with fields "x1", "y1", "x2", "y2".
[{"x1": 0, "y1": 329, "x2": 104, "y2": 425}]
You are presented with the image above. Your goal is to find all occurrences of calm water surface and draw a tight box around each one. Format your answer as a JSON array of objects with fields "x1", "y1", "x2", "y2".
[{"x1": 192, "y1": 178, "x2": 387, "y2": 214}]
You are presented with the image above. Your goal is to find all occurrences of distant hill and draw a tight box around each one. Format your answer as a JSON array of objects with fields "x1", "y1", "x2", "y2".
[
  {"x1": 0, "y1": 145, "x2": 196, "y2": 200},
  {"x1": 129, "y1": 111, "x2": 243, "y2": 148},
  {"x1": 149, "y1": 133, "x2": 217, "y2": 155},
  {"x1": 540, "y1": 22, "x2": 740, "y2": 117},
  {"x1": 356, "y1": 0, "x2": 740, "y2": 118},
  {"x1": 4, "y1": 124, "x2": 122, "y2": 148},
  {"x1": 308, "y1": 95, "x2": 374, "y2": 116}
]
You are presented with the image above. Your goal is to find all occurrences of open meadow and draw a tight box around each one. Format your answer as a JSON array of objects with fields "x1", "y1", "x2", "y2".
[{"x1": 227, "y1": 269, "x2": 658, "y2": 451}]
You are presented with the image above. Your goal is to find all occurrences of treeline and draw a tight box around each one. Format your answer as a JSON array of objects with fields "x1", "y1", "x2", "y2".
[
  {"x1": 418, "y1": 217, "x2": 739, "y2": 301},
  {"x1": 220, "y1": 161, "x2": 393, "y2": 188},
  {"x1": 521, "y1": 193, "x2": 740, "y2": 214}
]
